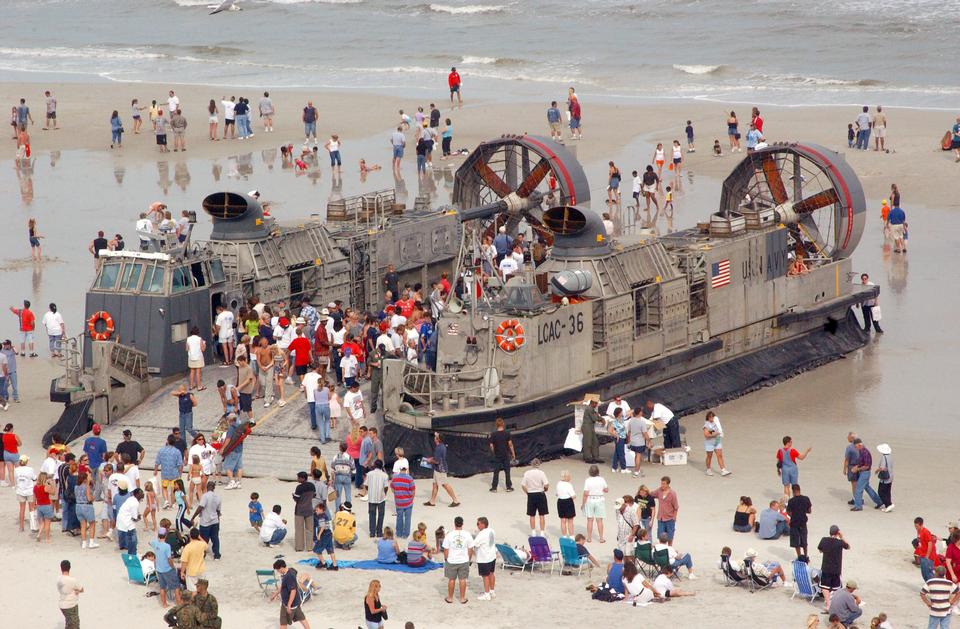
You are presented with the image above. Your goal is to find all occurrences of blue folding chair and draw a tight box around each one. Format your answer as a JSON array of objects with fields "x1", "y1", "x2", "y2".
[
  {"x1": 791, "y1": 560, "x2": 820, "y2": 603},
  {"x1": 496, "y1": 544, "x2": 531, "y2": 573},
  {"x1": 121, "y1": 553, "x2": 157, "y2": 586},
  {"x1": 558, "y1": 537, "x2": 588, "y2": 576}
]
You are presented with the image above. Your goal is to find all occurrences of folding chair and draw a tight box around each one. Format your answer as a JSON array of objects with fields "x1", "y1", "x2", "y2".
[
  {"x1": 256, "y1": 569, "x2": 279, "y2": 599},
  {"x1": 297, "y1": 572, "x2": 317, "y2": 605},
  {"x1": 634, "y1": 543, "x2": 658, "y2": 578},
  {"x1": 720, "y1": 554, "x2": 749, "y2": 588},
  {"x1": 496, "y1": 544, "x2": 531, "y2": 574},
  {"x1": 652, "y1": 548, "x2": 671, "y2": 575},
  {"x1": 790, "y1": 560, "x2": 820, "y2": 603},
  {"x1": 528, "y1": 536, "x2": 559, "y2": 575},
  {"x1": 558, "y1": 537, "x2": 588, "y2": 577},
  {"x1": 121, "y1": 553, "x2": 157, "y2": 586},
  {"x1": 744, "y1": 558, "x2": 773, "y2": 593}
]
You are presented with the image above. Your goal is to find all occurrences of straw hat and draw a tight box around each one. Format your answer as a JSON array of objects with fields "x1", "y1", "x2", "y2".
[
  {"x1": 744, "y1": 548, "x2": 758, "y2": 559},
  {"x1": 876, "y1": 443, "x2": 892, "y2": 455}
]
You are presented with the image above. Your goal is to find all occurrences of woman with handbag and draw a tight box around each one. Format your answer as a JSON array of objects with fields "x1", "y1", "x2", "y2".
[{"x1": 875, "y1": 443, "x2": 894, "y2": 512}]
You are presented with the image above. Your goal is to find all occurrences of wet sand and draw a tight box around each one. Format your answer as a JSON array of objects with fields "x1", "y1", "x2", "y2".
[{"x1": 1, "y1": 80, "x2": 958, "y2": 628}]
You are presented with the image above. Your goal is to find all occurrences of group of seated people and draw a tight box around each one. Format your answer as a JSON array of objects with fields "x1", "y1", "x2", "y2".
[
  {"x1": 732, "y1": 496, "x2": 791, "y2": 540},
  {"x1": 375, "y1": 522, "x2": 433, "y2": 567},
  {"x1": 588, "y1": 548, "x2": 696, "y2": 605},
  {"x1": 721, "y1": 546, "x2": 787, "y2": 585}
]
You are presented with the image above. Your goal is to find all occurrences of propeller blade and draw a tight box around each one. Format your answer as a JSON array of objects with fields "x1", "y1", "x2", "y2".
[
  {"x1": 516, "y1": 158, "x2": 551, "y2": 198},
  {"x1": 473, "y1": 159, "x2": 511, "y2": 198},
  {"x1": 792, "y1": 188, "x2": 839, "y2": 214},
  {"x1": 762, "y1": 156, "x2": 789, "y2": 205}
]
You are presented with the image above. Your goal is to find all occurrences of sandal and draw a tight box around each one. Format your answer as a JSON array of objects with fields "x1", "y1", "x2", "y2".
[
  {"x1": 449, "y1": 502, "x2": 461, "y2": 508},
  {"x1": 444, "y1": 598, "x2": 453, "y2": 604},
  {"x1": 422, "y1": 502, "x2": 436, "y2": 507}
]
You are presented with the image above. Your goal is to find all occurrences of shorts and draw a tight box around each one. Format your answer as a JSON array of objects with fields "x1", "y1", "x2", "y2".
[
  {"x1": 642, "y1": 184, "x2": 657, "y2": 194},
  {"x1": 557, "y1": 497, "x2": 576, "y2": 519},
  {"x1": 569, "y1": 118, "x2": 581, "y2": 129},
  {"x1": 161, "y1": 479, "x2": 177, "y2": 489},
  {"x1": 173, "y1": 130, "x2": 185, "y2": 137},
  {"x1": 889, "y1": 223, "x2": 904, "y2": 239},
  {"x1": 450, "y1": 84, "x2": 460, "y2": 93},
  {"x1": 789, "y1": 524, "x2": 807, "y2": 550},
  {"x1": 727, "y1": 126, "x2": 737, "y2": 136},
  {"x1": 21, "y1": 330, "x2": 35, "y2": 345},
  {"x1": 98, "y1": 502, "x2": 112, "y2": 521},
  {"x1": 36, "y1": 504, "x2": 53, "y2": 520},
  {"x1": 874, "y1": 126, "x2": 885, "y2": 138},
  {"x1": 780, "y1": 467, "x2": 798, "y2": 486},
  {"x1": 223, "y1": 451, "x2": 242, "y2": 474},
  {"x1": 313, "y1": 529, "x2": 334, "y2": 554},
  {"x1": 820, "y1": 571, "x2": 841, "y2": 591},
  {"x1": 549, "y1": 121, "x2": 562, "y2": 134},
  {"x1": 3, "y1": 450, "x2": 19, "y2": 464},
  {"x1": 157, "y1": 569, "x2": 180, "y2": 594},
  {"x1": 209, "y1": 115, "x2": 218, "y2": 124},
  {"x1": 133, "y1": 114, "x2": 141, "y2": 120},
  {"x1": 526, "y1": 492, "x2": 548, "y2": 517},
  {"x1": 280, "y1": 606, "x2": 306, "y2": 625},
  {"x1": 583, "y1": 497, "x2": 605, "y2": 519},
  {"x1": 225, "y1": 118, "x2": 235, "y2": 126},
  {"x1": 655, "y1": 160, "x2": 664, "y2": 168},
  {"x1": 76, "y1": 504, "x2": 96, "y2": 522},
  {"x1": 17, "y1": 493, "x2": 32, "y2": 503},
  {"x1": 30, "y1": 237, "x2": 41, "y2": 248},
  {"x1": 238, "y1": 393, "x2": 253, "y2": 412},
  {"x1": 609, "y1": 178, "x2": 620, "y2": 190},
  {"x1": 185, "y1": 574, "x2": 202, "y2": 591},
  {"x1": 444, "y1": 562, "x2": 469, "y2": 581},
  {"x1": 295, "y1": 364, "x2": 308, "y2": 377},
  {"x1": 192, "y1": 477, "x2": 202, "y2": 485},
  {"x1": 704, "y1": 438, "x2": 722, "y2": 452},
  {"x1": 952, "y1": 138, "x2": 960, "y2": 150},
  {"x1": 47, "y1": 111, "x2": 56, "y2": 119},
  {"x1": 392, "y1": 146, "x2": 404, "y2": 159},
  {"x1": 632, "y1": 191, "x2": 640, "y2": 201},
  {"x1": 478, "y1": 560, "x2": 496, "y2": 576},
  {"x1": 433, "y1": 471, "x2": 448, "y2": 484},
  {"x1": 188, "y1": 358, "x2": 204, "y2": 369},
  {"x1": 156, "y1": 134, "x2": 167, "y2": 146},
  {"x1": 673, "y1": 157, "x2": 682, "y2": 165}
]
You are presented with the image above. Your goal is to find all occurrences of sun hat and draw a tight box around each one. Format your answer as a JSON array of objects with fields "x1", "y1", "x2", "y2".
[
  {"x1": 876, "y1": 443, "x2": 892, "y2": 455},
  {"x1": 744, "y1": 548, "x2": 758, "y2": 558}
]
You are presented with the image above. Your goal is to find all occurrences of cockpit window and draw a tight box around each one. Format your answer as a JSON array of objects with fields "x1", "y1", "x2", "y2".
[
  {"x1": 95, "y1": 263, "x2": 121, "y2": 290},
  {"x1": 120, "y1": 263, "x2": 143, "y2": 292},
  {"x1": 171, "y1": 267, "x2": 192, "y2": 293},
  {"x1": 142, "y1": 266, "x2": 165, "y2": 294},
  {"x1": 208, "y1": 259, "x2": 226, "y2": 284}
]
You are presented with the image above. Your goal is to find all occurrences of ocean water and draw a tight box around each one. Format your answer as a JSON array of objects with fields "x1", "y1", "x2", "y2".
[{"x1": 1, "y1": 0, "x2": 957, "y2": 107}]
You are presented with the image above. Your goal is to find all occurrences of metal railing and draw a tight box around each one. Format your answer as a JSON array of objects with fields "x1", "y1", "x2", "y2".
[
  {"x1": 109, "y1": 343, "x2": 149, "y2": 381},
  {"x1": 402, "y1": 364, "x2": 500, "y2": 413}
]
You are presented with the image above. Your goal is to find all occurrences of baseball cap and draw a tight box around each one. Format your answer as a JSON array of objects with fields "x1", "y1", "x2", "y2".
[
  {"x1": 92, "y1": 424, "x2": 101, "y2": 435},
  {"x1": 18, "y1": 454, "x2": 29, "y2": 464},
  {"x1": 122, "y1": 429, "x2": 132, "y2": 436},
  {"x1": 845, "y1": 579, "x2": 857, "y2": 589},
  {"x1": 948, "y1": 521, "x2": 959, "y2": 529},
  {"x1": 278, "y1": 317, "x2": 290, "y2": 327},
  {"x1": 158, "y1": 527, "x2": 168, "y2": 536},
  {"x1": 117, "y1": 478, "x2": 129, "y2": 490},
  {"x1": 327, "y1": 302, "x2": 336, "y2": 308}
]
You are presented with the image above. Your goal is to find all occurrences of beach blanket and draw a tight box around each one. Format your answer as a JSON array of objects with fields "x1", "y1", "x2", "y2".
[{"x1": 297, "y1": 558, "x2": 442, "y2": 574}]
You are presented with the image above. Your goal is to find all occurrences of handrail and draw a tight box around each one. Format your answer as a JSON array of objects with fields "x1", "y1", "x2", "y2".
[{"x1": 401, "y1": 364, "x2": 499, "y2": 413}]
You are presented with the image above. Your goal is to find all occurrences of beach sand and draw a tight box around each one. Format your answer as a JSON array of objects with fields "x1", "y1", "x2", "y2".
[{"x1": 2, "y1": 80, "x2": 957, "y2": 628}]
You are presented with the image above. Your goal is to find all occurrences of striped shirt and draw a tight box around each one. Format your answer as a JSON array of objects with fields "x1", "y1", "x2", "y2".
[
  {"x1": 922, "y1": 578, "x2": 958, "y2": 617},
  {"x1": 389, "y1": 473, "x2": 416, "y2": 509}
]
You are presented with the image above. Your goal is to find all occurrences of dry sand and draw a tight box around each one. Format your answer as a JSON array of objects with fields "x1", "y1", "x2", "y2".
[{"x1": 2, "y1": 80, "x2": 957, "y2": 628}]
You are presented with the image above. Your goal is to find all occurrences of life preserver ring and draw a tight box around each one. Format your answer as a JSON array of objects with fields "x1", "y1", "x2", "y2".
[
  {"x1": 495, "y1": 319, "x2": 525, "y2": 352},
  {"x1": 87, "y1": 311, "x2": 115, "y2": 341}
]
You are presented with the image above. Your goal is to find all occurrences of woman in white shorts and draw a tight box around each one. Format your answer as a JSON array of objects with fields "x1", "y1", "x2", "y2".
[
  {"x1": 581, "y1": 464, "x2": 609, "y2": 543},
  {"x1": 207, "y1": 100, "x2": 219, "y2": 141},
  {"x1": 703, "y1": 411, "x2": 731, "y2": 476}
]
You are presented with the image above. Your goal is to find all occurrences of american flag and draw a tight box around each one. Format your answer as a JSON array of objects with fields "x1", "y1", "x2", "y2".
[{"x1": 711, "y1": 259, "x2": 731, "y2": 288}]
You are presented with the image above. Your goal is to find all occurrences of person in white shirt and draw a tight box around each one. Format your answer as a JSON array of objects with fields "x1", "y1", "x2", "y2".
[
  {"x1": 375, "y1": 330, "x2": 395, "y2": 355},
  {"x1": 654, "y1": 532, "x2": 697, "y2": 579},
  {"x1": 116, "y1": 488, "x2": 143, "y2": 555},
  {"x1": 521, "y1": 460, "x2": 549, "y2": 536},
  {"x1": 13, "y1": 455, "x2": 36, "y2": 532},
  {"x1": 652, "y1": 566, "x2": 695, "y2": 597},
  {"x1": 259, "y1": 504, "x2": 288, "y2": 546},
  {"x1": 627, "y1": 413, "x2": 653, "y2": 477},
  {"x1": 646, "y1": 400, "x2": 681, "y2": 449},
  {"x1": 555, "y1": 470, "x2": 577, "y2": 538},
  {"x1": 631, "y1": 170, "x2": 643, "y2": 208},
  {"x1": 185, "y1": 327, "x2": 206, "y2": 391},
  {"x1": 41, "y1": 303, "x2": 65, "y2": 358},
  {"x1": 340, "y1": 348, "x2": 359, "y2": 387},
  {"x1": 135, "y1": 212, "x2": 154, "y2": 251},
  {"x1": 388, "y1": 306, "x2": 407, "y2": 332},
  {"x1": 605, "y1": 396, "x2": 631, "y2": 420},
  {"x1": 167, "y1": 91, "x2": 180, "y2": 116},
  {"x1": 123, "y1": 458, "x2": 141, "y2": 491},
  {"x1": 510, "y1": 244, "x2": 524, "y2": 270},
  {"x1": 391, "y1": 448, "x2": 409, "y2": 476},
  {"x1": 581, "y1": 465, "x2": 609, "y2": 543},
  {"x1": 498, "y1": 255, "x2": 518, "y2": 279},
  {"x1": 342, "y1": 382, "x2": 365, "y2": 423},
  {"x1": 442, "y1": 516, "x2": 474, "y2": 604},
  {"x1": 221, "y1": 96, "x2": 236, "y2": 139},
  {"x1": 474, "y1": 517, "x2": 497, "y2": 600},
  {"x1": 214, "y1": 305, "x2": 235, "y2": 365}
]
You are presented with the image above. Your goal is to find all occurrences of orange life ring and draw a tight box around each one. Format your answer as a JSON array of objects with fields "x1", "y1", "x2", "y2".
[
  {"x1": 87, "y1": 311, "x2": 115, "y2": 341},
  {"x1": 495, "y1": 319, "x2": 525, "y2": 352}
]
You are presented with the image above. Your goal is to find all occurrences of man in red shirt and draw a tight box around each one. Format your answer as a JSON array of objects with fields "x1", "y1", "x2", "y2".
[
  {"x1": 915, "y1": 517, "x2": 941, "y2": 581},
  {"x1": 9, "y1": 300, "x2": 37, "y2": 357},
  {"x1": 287, "y1": 321, "x2": 313, "y2": 383},
  {"x1": 448, "y1": 67, "x2": 462, "y2": 107},
  {"x1": 439, "y1": 272, "x2": 452, "y2": 297}
]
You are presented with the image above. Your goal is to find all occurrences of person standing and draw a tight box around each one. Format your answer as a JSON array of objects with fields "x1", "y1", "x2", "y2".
[
  {"x1": 170, "y1": 108, "x2": 187, "y2": 152},
  {"x1": 16, "y1": 97, "x2": 33, "y2": 131},
  {"x1": 191, "y1": 481, "x2": 222, "y2": 560},
  {"x1": 842, "y1": 431, "x2": 859, "y2": 501},
  {"x1": 155, "y1": 109, "x2": 169, "y2": 153},
  {"x1": 885, "y1": 202, "x2": 907, "y2": 253},
  {"x1": 44, "y1": 91, "x2": 57, "y2": 130},
  {"x1": 580, "y1": 397, "x2": 601, "y2": 464},
  {"x1": 875, "y1": 443, "x2": 894, "y2": 512},
  {"x1": 423, "y1": 432, "x2": 460, "y2": 507},
  {"x1": 171, "y1": 384, "x2": 198, "y2": 440},
  {"x1": 474, "y1": 517, "x2": 497, "y2": 601},
  {"x1": 292, "y1": 471, "x2": 315, "y2": 552},
  {"x1": 185, "y1": 326, "x2": 206, "y2": 391},
  {"x1": 922, "y1": 566, "x2": 960, "y2": 629},
  {"x1": 324, "y1": 134, "x2": 342, "y2": 171},
  {"x1": 151, "y1": 527, "x2": 181, "y2": 608},
  {"x1": 777, "y1": 436, "x2": 811, "y2": 501},
  {"x1": 855, "y1": 106, "x2": 871, "y2": 150},
  {"x1": 872, "y1": 106, "x2": 887, "y2": 151},
  {"x1": 41, "y1": 302, "x2": 65, "y2": 358},
  {"x1": 389, "y1": 463, "x2": 415, "y2": 539},
  {"x1": 57, "y1": 560, "x2": 83, "y2": 629},
  {"x1": 221, "y1": 95, "x2": 236, "y2": 140},
  {"x1": 702, "y1": 410, "x2": 731, "y2": 476},
  {"x1": 916, "y1": 517, "x2": 940, "y2": 582},
  {"x1": 850, "y1": 438, "x2": 883, "y2": 511},
  {"x1": 363, "y1": 460, "x2": 389, "y2": 538},
  {"x1": 581, "y1": 465, "x2": 608, "y2": 543},
  {"x1": 259, "y1": 91, "x2": 275, "y2": 132},
  {"x1": 817, "y1": 524, "x2": 850, "y2": 611},
  {"x1": 488, "y1": 418, "x2": 515, "y2": 492},
  {"x1": 448, "y1": 67, "x2": 462, "y2": 107},
  {"x1": 273, "y1": 559, "x2": 312, "y2": 629},
  {"x1": 651, "y1": 475, "x2": 679, "y2": 543},
  {"x1": 567, "y1": 89, "x2": 582, "y2": 140},
  {"x1": 646, "y1": 400, "x2": 680, "y2": 450},
  {"x1": 214, "y1": 305, "x2": 235, "y2": 366},
  {"x1": 179, "y1": 528, "x2": 207, "y2": 591},
  {"x1": 520, "y1": 457, "x2": 550, "y2": 535},
  {"x1": 786, "y1": 484, "x2": 812, "y2": 559},
  {"x1": 389, "y1": 126, "x2": 405, "y2": 173},
  {"x1": 442, "y1": 516, "x2": 474, "y2": 605},
  {"x1": 116, "y1": 487, "x2": 143, "y2": 556},
  {"x1": 234, "y1": 97, "x2": 250, "y2": 140},
  {"x1": 10, "y1": 299, "x2": 37, "y2": 357},
  {"x1": 547, "y1": 101, "x2": 562, "y2": 141},
  {"x1": 364, "y1": 579, "x2": 387, "y2": 629},
  {"x1": 607, "y1": 408, "x2": 628, "y2": 473},
  {"x1": 110, "y1": 110, "x2": 123, "y2": 149},
  {"x1": 153, "y1": 435, "x2": 184, "y2": 510},
  {"x1": 303, "y1": 101, "x2": 318, "y2": 145},
  {"x1": 627, "y1": 409, "x2": 651, "y2": 478}
]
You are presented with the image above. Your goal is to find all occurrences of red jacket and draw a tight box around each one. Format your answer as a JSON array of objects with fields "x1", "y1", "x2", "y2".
[{"x1": 448, "y1": 71, "x2": 461, "y2": 88}]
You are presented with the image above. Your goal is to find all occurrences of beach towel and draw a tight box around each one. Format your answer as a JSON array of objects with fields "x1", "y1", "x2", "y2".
[{"x1": 297, "y1": 558, "x2": 442, "y2": 574}]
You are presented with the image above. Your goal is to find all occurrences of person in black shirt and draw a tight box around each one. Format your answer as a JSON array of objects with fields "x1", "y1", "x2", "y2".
[
  {"x1": 429, "y1": 104, "x2": 440, "y2": 128},
  {"x1": 817, "y1": 524, "x2": 850, "y2": 610},
  {"x1": 115, "y1": 429, "x2": 145, "y2": 466},
  {"x1": 292, "y1": 471, "x2": 316, "y2": 552},
  {"x1": 488, "y1": 418, "x2": 516, "y2": 492},
  {"x1": 170, "y1": 428, "x2": 188, "y2": 459},
  {"x1": 785, "y1": 483, "x2": 812, "y2": 559},
  {"x1": 271, "y1": 559, "x2": 309, "y2": 628},
  {"x1": 383, "y1": 264, "x2": 399, "y2": 301},
  {"x1": 88, "y1": 230, "x2": 109, "y2": 260}
]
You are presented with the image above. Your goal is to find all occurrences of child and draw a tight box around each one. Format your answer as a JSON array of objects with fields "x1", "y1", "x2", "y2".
[
  {"x1": 143, "y1": 481, "x2": 158, "y2": 531},
  {"x1": 631, "y1": 170, "x2": 641, "y2": 209},
  {"x1": 313, "y1": 502, "x2": 338, "y2": 570},
  {"x1": 160, "y1": 518, "x2": 184, "y2": 558},
  {"x1": 328, "y1": 384, "x2": 341, "y2": 431},
  {"x1": 140, "y1": 550, "x2": 157, "y2": 577},
  {"x1": 249, "y1": 492, "x2": 264, "y2": 531},
  {"x1": 847, "y1": 123, "x2": 855, "y2": 148},
  {"x1": 574, "y1": 533, "x2": 601, "y2": 568},
  {"x1": 189, "y1": 455, "x2": 203, "y2": 505},
  {"x1": 685, "y1": 120, "x2": 695, "y2": 152},
  {"x1": 173, "y1": 478, "x2": 190, "y2": 535},
  {"x1": 713, "y1": 139, "x2": 722, "y2": 156},
  {"x1": 664, "y1": 186, "x2": 674, "y2": 215}
]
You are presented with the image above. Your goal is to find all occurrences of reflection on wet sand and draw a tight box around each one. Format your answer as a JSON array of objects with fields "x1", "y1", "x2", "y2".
[
  {"x1": 114, "y1": 165, "x2": 125, "y2": 185},
  {"x1": 174, "y1": 162, "x2": 191, "y2": 192},
  {"x1": 16, "y1": 160, "x2": 34, "y2": 204},
  {"x1": 157, "y1": 161, "x2": 170, "y2": 195}
]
